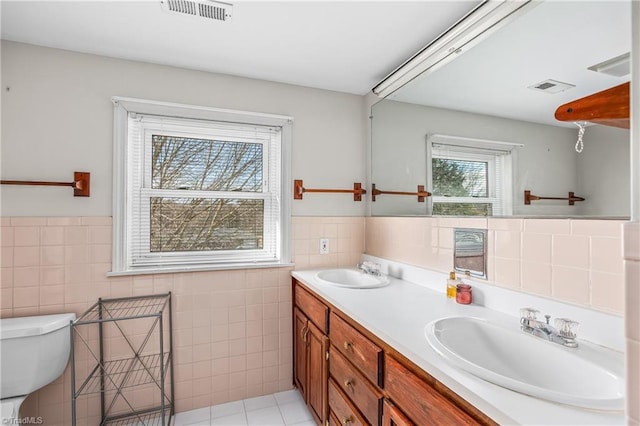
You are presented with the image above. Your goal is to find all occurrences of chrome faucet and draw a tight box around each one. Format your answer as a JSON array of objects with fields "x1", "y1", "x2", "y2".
[
  {"x1": 519, "y1": 308, "x2": 579, "y2": 348},
  {"x1": 357, "y1": 261, "x2": 382, "y2": 276}
]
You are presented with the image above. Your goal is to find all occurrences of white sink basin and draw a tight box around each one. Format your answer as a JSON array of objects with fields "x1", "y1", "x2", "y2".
[
  {"x1": 314, "y1": 269, "x2": 390, "y2": 289},
  {"x1": 425, "y1": 316, "x2": 624, "y2": 411}
]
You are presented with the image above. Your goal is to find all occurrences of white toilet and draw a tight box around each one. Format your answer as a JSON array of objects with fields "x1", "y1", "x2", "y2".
[{"x1": 0, "y1": 313, "x2": 76, "y2": 423}]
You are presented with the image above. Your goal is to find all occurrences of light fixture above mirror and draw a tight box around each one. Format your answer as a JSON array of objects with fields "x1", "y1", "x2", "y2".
[{"x1": 372, "y1": 1, "x2": 535, "y2": 98}]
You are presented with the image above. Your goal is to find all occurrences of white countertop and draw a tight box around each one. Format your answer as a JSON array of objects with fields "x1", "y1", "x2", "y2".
[{"x1": 292, "y1": 266, "x2": 625, "y2": 426}]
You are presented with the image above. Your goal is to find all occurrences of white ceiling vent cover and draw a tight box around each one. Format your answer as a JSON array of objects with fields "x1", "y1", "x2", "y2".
[
  {"x1": 588, "y1": 52, "x2": 630, "y2": 77},
  {"x1": 161, "y1": 0, "x2": 233, "y2": 22},
  {"x1": 527, "y1": 79, "x2": 575, "y2": 94}
]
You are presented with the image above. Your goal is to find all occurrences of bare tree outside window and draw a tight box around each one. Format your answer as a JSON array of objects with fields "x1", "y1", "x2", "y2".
[
  {"x1": 150, "y1": 135, "x2": 264, "y2": 252},
  {"x1": 432, "y1": 158, "x2": 492, "y2": 216}
]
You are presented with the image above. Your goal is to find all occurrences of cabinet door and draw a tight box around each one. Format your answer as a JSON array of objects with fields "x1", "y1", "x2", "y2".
[
  {"x1": 382, "y1": 399, "x2": 414, "y2": 426},
  {"x1": 307, "y1": 319, "x2": 328, "y2": 425},
  {"x1": 385, "y1": 355, "x2": 477, "y2": 425},
  {"x1": 294, "y1": 308, "x2": 308, "y2": 399}
]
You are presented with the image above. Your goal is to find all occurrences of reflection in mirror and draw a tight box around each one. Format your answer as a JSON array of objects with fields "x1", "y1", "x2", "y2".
[
  {"x1": 454, "y1": 228, "x2": 487, "y2": 279},
  {"x1": 427, "y1": 134, "x2": 522, "y2": 216},
  {"x1": 371, "y1": 1, "x2": 631, "y2": 218}
]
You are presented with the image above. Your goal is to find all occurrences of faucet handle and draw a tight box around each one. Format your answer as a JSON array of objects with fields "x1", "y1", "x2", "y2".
[
  {"x1": 555, "y1": 318, "x2": 579, "y2": 339},
  {"x1": 520, "y1": 307, "x2": 539, "y2": 320}
]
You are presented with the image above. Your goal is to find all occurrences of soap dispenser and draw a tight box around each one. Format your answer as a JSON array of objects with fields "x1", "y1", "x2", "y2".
[{"x1": 446, "y1": 271, "x2": 457, "y2": 298}]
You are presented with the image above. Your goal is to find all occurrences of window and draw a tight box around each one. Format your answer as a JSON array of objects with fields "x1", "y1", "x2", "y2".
[
  {"x1": 427, "y1": 134, "x2": 521, "y2": 216},
  {"x1": 111, "y1": 97, "x2": 292, "y2": 274}
]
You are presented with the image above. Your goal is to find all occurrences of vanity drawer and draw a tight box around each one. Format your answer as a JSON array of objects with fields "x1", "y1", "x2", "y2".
[
  {"x1": 295, "y1": 282, "x2": 329, "y2": 333},
  {"x1": 330, "y1": 345, "x2": 382, "y2": 425},
  {"x1": 385, "y1": 355, "x2": 476, "y2": 425},
  {"x1": 328, "y1": 378, "x2": 366, "y2": 426},
  {"x1": 330, "y1": 312, "x2": 383, "y2": 386}
]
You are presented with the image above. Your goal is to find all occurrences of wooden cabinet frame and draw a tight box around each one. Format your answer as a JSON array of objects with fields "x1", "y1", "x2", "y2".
[{"x1": 293, "y1": 289, "x2": 329, "y2": 425}]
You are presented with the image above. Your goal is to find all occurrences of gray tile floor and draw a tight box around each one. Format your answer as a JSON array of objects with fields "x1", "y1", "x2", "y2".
[{"x1": 172, "y1": 390, "x2": 314, "y2": 426}]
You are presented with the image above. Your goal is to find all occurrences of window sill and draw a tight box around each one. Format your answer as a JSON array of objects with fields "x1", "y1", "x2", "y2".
[{"x1": 106, "y1": 261, "x2": 295, "y2": 277}]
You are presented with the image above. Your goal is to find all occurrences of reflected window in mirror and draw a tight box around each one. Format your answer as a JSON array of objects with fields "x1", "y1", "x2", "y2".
[
  {"x1": 427, "y1": 134, "x2": 521, "y2": 216},
  {"x1": 370, "y1": 1, "x2": 631, "y2": 219}
]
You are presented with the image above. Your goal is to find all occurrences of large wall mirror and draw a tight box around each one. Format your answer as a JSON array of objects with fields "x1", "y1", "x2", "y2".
[{"x1": 371, "y1": 1, "x2": 631, "y2": 218}]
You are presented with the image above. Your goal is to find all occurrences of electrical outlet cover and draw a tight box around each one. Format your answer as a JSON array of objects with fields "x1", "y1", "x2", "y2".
[{"x1": 320, "y1": 238, "x2": 329, "y2": 254}]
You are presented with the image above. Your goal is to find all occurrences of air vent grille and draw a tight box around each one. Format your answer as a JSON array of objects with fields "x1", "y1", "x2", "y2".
[
  {"x1": 528, "y1": 79, "x2": 575, "y2": 94},
  {"x1": 162, "y1": 0, "x2": 232, "y2": 21}
]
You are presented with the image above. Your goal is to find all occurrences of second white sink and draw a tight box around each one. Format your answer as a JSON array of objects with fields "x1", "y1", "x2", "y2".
[
  {"x1": 315, "y1": 269, "x2": 390, "y2": 289},
  {"x1": 425, "y1": 316, "x2": 624, "y2": 411}
]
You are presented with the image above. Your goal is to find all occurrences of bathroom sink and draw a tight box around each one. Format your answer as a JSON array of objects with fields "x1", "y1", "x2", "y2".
[
  {"x1": 314, "y1": 269, "x2": 390, "y2": 289},
  {"x1": 425, "y1": 316, "x2": 624, "y2": 411}
]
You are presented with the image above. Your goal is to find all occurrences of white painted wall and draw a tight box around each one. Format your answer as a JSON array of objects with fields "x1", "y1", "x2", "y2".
[
  {"x1": 371, "y1": 99, "x2": 629, "y2": 217},
  {"x1": 577, "y1": 125, "x2": 631, "y2": 217},
  {"x1": 0, "y1": 41, "x2": 366, "y2": 217}
]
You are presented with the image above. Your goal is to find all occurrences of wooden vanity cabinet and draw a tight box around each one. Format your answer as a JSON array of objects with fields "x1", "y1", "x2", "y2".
[
  {"x1": 385, "y1": 355, "x2": 479, "y2": 425},
  {"x1": 329, "y1": 342, "x2": 382, "y2": 424},
  {"x1": 328, "y1": 311, "x2": 383, "y2": 425},
  {"x1": 382, "y1": 399, "x2": 413, "y2": 426},
  {"x1": 330, "y1": 312, "x2": 383, "y2": 386},
  {"x1": 293, "y1": 283, "x2": 329, "y2": 425},
  {"x1": 328, "y1": 378, "x2": 367, "y2": 426},
  {"x1": 292, "y1": 279, "x2": 495, "y2": 426}
]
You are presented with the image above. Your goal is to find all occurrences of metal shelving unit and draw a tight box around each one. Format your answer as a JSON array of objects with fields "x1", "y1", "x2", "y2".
[{"x1": 71, "y1": 293, "x2": 174, "y2": 426}]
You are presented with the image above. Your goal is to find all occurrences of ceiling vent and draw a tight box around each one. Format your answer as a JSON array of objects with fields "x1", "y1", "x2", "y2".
[
  {"x1": 161, "y1": 0, "x2": 233, "y2": 22},
  {"x1": 588, "y1": 52, "x2": 630, "y2": 77},
  {"x1": 528, "y1": 79, "x2": 575, "y2": 94}
]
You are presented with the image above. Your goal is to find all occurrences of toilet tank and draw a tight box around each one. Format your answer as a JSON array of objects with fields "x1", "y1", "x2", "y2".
[{"x1": 0, "y1": 313, "x2": 76, "y2": 399}]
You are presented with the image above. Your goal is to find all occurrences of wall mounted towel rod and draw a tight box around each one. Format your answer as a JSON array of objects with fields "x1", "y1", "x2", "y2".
[
  {"x1": 1, "y1": 171, "x2": 90, "y2": 197},
  {"x1": 371, "y1": 184, "x2": 431, "y2": 202},
  {"x1": 524, "y1": 190, "x2": 584, "y2": 206},
  {"x1": 293, "y1": 179, "x2": 365, "y2": 201}
]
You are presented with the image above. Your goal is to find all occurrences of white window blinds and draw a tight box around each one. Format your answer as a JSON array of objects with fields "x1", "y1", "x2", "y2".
[
  {"x1": 111, "y1": 97, "x2": 292, "y2": 274},
  {"x1": 428, "y1": 134, "x2": 522, "y2": 216}
]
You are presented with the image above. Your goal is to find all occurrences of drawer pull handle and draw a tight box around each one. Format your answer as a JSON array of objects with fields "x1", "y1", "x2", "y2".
[
  {"x1": 344, "y1": 379, "x2": 354, "y2": 389},
  {"x1": 343, "y1": 341, "x2": 352, "y2": 351},
  {"x1": 342, "y1": 416, "x2": 353, "y2": 425}
]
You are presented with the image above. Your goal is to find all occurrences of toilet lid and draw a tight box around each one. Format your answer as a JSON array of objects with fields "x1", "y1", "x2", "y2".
[{"x1": 0, "y1": 313, "x2": 76, "y2": 339}]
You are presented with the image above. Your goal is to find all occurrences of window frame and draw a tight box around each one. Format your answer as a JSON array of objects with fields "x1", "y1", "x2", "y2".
[
  {"x1": 111, "y1": 97, "x2": 293, "y2": 275},
  {"x1": 426, "y1": 134, "x2": 520, "y2": 216}
]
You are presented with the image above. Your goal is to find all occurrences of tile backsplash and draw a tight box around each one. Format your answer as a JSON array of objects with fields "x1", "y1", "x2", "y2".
[
  {"x1": 366, "y1": 217, "x2": 625, "y2": 315},
  {"x1": 0, "y1": 216, "x2": 365, "y2": 425},
  {"x1": 0, "y1": 215, "x2": 627, "y2": 423},
  {"x1": 291, "y1": 216, "x2": 365, "y2": 269}
]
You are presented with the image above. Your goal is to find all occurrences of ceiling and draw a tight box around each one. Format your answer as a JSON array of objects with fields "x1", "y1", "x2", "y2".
[
  {"x1": 388, "y1": 1, "x2": 631, "y2": 128},
  {"x1": 0, "y1": 0, "x2": 481, "y2": 95}
]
